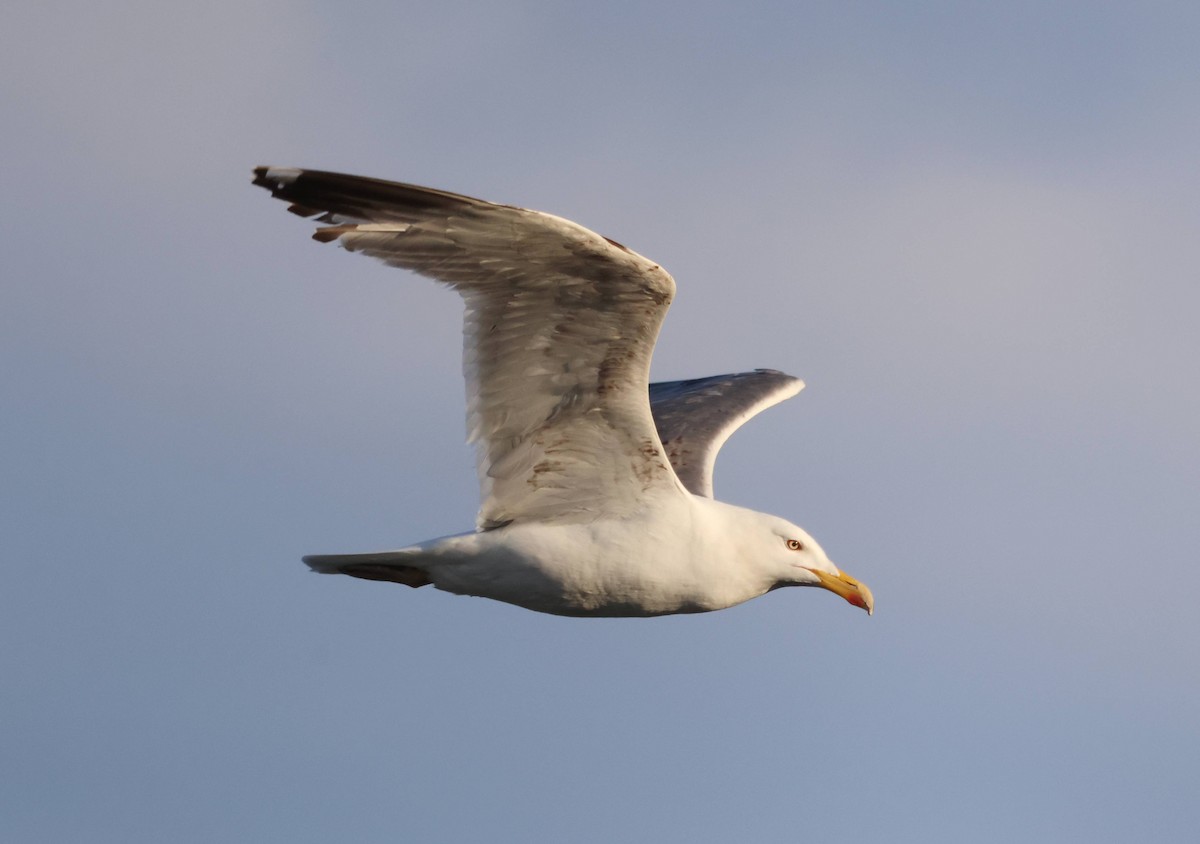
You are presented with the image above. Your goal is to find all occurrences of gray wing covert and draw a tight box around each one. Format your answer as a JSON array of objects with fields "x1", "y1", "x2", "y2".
[{"x1": 648, "y1": 369, "x2": 804, "y2": 498}]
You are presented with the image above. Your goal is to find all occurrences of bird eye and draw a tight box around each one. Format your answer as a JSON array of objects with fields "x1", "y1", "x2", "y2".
[{"x1": 786, "y1": 539, "x2": 804, "y2": 551}]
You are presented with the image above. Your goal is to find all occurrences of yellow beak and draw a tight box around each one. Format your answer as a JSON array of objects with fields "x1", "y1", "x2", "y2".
[{"x1": 803, "y1": 567, "x2": 874, "y2": 616}]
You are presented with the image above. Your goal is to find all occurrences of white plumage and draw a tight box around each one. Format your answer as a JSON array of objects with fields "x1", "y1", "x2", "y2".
[{"x1": 254, "y1": 167, "x2": 872, "y2": 618}]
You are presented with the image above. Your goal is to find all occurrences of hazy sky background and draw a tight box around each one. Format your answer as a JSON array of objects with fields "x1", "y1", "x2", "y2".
[{"x1": 3, "y1": 2, "x2": 1198, "y2": 841}]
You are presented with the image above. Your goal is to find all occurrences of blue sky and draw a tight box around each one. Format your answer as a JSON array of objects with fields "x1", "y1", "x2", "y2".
[{"x1": 2, "y1": 2, "x2": 1198, "y2": 841}]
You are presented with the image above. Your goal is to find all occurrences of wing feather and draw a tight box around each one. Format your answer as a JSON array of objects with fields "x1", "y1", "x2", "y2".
[
  {"x1": 649, "y1": 370, "x2": 804, "y2": 498},
  {"x1": 254, "y1": 167, "x2": 685, "y2": 527}
]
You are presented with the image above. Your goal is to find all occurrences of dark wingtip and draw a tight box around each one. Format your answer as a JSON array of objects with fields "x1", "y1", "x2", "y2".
[
  {"x1": 312, "y1": 226, "x2": 350, "y2": 244},
  {"x1": 251, "y1": 165, "x2": 304, "y2": 194}
]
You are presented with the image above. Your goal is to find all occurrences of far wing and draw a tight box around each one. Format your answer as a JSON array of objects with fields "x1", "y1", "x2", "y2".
[{"x1": 649, "y1": 369, "x2": 804, "y2": 498}]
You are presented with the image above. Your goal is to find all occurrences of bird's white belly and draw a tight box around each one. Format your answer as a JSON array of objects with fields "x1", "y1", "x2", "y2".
[{"x1": 423, "y1": 515, "x2": 763, "y2": 618}]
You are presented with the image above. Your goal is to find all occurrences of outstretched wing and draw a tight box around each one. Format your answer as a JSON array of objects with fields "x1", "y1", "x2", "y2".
[
  {"x1": 254, "y1": 167, "x2": 685, "y2": 528},
  {"x1": 649, "y1": 369, "x2": 804, "y2": 498}
]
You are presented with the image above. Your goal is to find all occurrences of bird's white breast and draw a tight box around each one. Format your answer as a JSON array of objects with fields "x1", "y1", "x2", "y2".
[{"x1": 424, "y1": 495, "x2": 773, "y2": 617}]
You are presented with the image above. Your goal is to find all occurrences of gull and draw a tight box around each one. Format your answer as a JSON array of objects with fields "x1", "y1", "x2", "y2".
[{"x1": 254, "y1": 167, "x2": 873, "y2": 618}]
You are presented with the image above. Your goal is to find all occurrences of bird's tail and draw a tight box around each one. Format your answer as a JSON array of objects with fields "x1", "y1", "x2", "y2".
[{"x1": 303, "y1": 550, "x2": 431, "y2": 588}]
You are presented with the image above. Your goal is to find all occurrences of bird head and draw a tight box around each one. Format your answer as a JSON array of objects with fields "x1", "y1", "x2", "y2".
[{"x1": 765, "y1": 519, "x2": 873, "y2": 615}]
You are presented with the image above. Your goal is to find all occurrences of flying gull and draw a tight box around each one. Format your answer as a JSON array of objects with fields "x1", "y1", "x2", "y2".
[{"x1": 253, "y1": 167, "x2": 873, "y2": 618}]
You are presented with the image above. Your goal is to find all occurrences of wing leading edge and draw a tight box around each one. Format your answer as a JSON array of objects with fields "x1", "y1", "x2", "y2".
[{"x1": 649, "y1": 369, "x2": 804, "y2": 498}]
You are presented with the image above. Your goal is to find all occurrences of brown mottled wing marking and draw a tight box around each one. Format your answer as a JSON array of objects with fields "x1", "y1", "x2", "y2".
[
  {"x1": 648, "y1": 370, "x2": 805, "y2": 498},
  {"x1": 254, "y1": 167, "x2": 685, "y2": 527}
]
